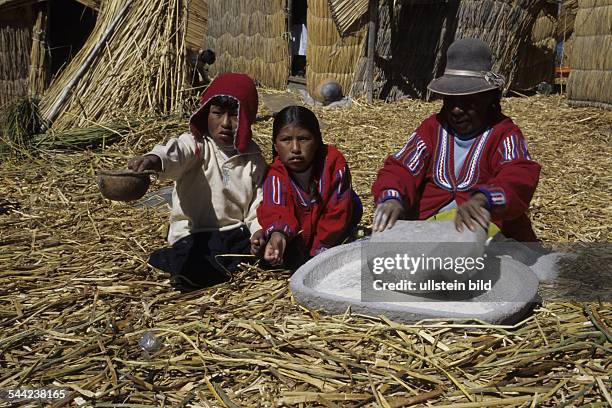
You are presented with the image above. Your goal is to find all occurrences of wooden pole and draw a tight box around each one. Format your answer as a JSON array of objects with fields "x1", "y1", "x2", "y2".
[{"x1": 366, "y1": 0, "x2": 378, "y2": 103}]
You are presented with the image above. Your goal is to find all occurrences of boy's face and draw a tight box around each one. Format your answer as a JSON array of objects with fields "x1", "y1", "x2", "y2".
[
  {"x1": 274, "y1": 124, "x2": 319, "y2": 173},
  {"x1": 208, "y1": 104, "x2": 238, "y2": 147},
  {"x1": 442, "y1": 91, "x2": 496, "y2": 135}
]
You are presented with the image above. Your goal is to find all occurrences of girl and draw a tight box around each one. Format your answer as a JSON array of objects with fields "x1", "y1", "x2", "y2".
[
  {"x1": 254, "y1": 105, "x2": 362, "y2": 268},
  {"x1": 372, "y1": 38, "x2": 541, "y2": 242}
]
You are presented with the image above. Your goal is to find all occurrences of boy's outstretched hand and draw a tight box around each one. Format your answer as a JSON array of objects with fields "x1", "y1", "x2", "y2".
[
  {"x1": 455, "y1": 193, "x2": 489, "y2": 233},
  {"x1": 128, "y1": 155, "x2": 162, "y2": 173},
  {"x1": 373, "y1": 199, "x2": 405, "y2": 232},
  {"x1": 250, "y1": 229, "x2": 266, "y2": 257},
  {"x1": 264, "y1": 231, "x2": 287, "y2": 266}
]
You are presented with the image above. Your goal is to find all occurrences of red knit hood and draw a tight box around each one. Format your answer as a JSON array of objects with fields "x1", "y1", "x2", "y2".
[{"x1": 189, "y1": 73, "x2": 258, "y2": 154}]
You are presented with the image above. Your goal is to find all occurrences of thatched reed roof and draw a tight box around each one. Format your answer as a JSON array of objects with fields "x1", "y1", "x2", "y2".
[
  {"x1": 567, "y1": 0, "x2": 612, "y2": 109},
  {"x1": 204, "y1": 0, "x2": 288, "y2": 89},
  {"x1": 39, "y1": 0, "x2": 190, "y2": 130},
  {"x1": 307, "y1": 0, "x2": 366, "y2": 98},
  {"x1": 327, "y1": 0, "x2": 369, "y2": 36}
]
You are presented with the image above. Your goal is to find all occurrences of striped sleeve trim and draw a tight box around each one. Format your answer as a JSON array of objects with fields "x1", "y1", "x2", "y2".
[
  {"x1": 265, "y1": 222, "x2": 295, "y2": 239},
  {"x1": 377, "y1": 189, "x2": 403, "y2": 205},
  {"x1": 499, "y1": 134, "x2": 532, "y2": 162},
  {"x1": 473, "y1": 186, "x2": 506, "y2": 211}
]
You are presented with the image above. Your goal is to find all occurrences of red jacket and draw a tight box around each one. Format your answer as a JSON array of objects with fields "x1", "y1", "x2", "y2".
[
  {"x1": 258, "y1": 145, "x2": 357, "y2": 256},
  {"x1": 372, "y1": 114, "x2": 541, "y2": 241}
]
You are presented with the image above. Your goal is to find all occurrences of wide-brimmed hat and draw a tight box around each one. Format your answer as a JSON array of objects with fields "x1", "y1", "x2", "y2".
[{"x1": 428, "y1": 38, "x2": 505, "y2": 96}]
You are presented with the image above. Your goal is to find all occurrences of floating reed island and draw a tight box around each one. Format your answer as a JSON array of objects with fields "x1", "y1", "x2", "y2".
[{"x1": 0, "y1": 94, "x2": 610, "y2": 406}]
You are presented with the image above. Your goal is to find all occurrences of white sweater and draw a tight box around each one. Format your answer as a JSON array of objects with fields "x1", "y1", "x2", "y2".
[{"x1": 149, "y1": 132, "x2": 266, "y2": 245}]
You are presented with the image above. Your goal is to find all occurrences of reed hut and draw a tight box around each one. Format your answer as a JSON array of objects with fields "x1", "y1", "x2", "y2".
[
  {"x1": 203, "y1": 0, "x2": 365, "y2": 98},
  {"x1": 0, "y1": 0, "x2": 50, "y2": 109},
  {"x1": 351, "y1": 0, "x2": 556, "y2": 100},
  {"x1": 567, "y1": 0, "x2": 612, "y2": 109},
  {"x1": 203, "y1": 0, "x2": 288, "y2": 89},
  {"x1": 35, "y1": 0, "x2": 209, "y2": 130}
]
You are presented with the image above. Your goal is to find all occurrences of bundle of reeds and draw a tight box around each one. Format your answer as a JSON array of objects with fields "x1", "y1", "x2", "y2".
[
  {"x1": 306, "y1": 0, "x2": 366, "y2": 97},
  {"x1": 204, "y1": 0, "x2": 289, "y2": 89},
  {"x1": 567, "y1": 0, "x2": 612, "y2": 109},
  {"x1": 0, "y1": 96, "x2": 43, "y2": 156},
  {"x1": 27, "y1": 4, "x2": 48, "y2": 98},
  {"x1": 35, "y1": 115, "x2": 185, "y2": 150},
  {"x1": 39, "y1": 0, "x2": 188, "y2": 130}
]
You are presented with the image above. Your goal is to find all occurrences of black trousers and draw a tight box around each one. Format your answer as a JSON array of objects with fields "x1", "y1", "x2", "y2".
[{"x1": 148, "y1": 226, "x2": 251, "y2": 290}]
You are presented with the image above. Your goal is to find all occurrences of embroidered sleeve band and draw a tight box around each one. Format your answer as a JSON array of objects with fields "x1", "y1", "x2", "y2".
[
  {"x1": 378, "y1": 189, "x2": 403, "y2": 205},
  {"x1": 473, "y1": 186, "x2": 506, "y2": 211}
]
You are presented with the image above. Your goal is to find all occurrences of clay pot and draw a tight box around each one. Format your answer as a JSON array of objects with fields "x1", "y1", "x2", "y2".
[
  {"x1": 314, "y1": 79, "x2": 343, "y2": 105},
  {"x1": 97, "y1": 170, "x2": 153, "y2": 201}
]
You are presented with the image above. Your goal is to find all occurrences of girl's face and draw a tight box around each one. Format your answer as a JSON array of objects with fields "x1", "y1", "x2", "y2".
[
  {"x1": 274, "y1": 124, "x2": 319, "y2": 173},
  {"x1": 442, "y1": 91, "x2": 497, "y2": 135}
]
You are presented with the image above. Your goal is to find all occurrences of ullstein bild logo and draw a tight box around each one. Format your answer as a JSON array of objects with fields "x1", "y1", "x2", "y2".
[{"x1": 372, "y1": 278, "x2": 493, "y2": 292}]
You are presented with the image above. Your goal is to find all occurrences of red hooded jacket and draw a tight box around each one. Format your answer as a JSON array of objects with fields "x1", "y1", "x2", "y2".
[
  {"x1": 189, "y1": 72, "x2": 258, "y2": 154},
  {"x1": 257, "y1": 145, "x2": 358, "y2": 256},
  {"x1": 372, "y1": 114, "x2": 541, "y2": 242}
]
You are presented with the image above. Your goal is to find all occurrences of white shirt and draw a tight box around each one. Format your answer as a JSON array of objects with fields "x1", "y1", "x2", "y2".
[{"x1": 149, "y1": 132, "x2": 266, "y2": 244}]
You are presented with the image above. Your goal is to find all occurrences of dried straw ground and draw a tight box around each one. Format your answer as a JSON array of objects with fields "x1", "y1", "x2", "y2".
[{"x1": 0, "y1": 94, "x2": 610, "y2": 407}]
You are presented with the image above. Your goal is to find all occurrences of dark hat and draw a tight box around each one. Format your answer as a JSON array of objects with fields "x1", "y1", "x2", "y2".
[{"x1": 428, "y1": 38, "x2": 505, "y2": 96}]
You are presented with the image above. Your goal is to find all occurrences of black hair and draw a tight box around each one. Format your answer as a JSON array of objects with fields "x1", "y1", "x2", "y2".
[
  {"x1": 208, "y1": 95, "x2": 238, "y2": 110},
  {"x1": 272, "y1": 105, "x2": 322, "y2": 146},
  {"x1": 201, "y1": 95, "x2": 238, "y2": 134},
  {"x1": 200, "y1": 49, "x2": 216, "y2": 65}
]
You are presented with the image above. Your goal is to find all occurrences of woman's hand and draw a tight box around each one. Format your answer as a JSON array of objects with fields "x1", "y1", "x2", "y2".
[
  {"x1": 250, "y1": 229, "x2": 266, "y2": 257},
  {"x1": 264, "y1": 232, "x2": 287, "y2": 266},
  {"x1": 455, "y1": 193, "x2": 489, "y2": 232},
  {"x1": 373, "y1": 199, "x2": 405, "y2": 232},
  {"x1": 128, "y1": 155, "x2": 162, "y2": 173}
]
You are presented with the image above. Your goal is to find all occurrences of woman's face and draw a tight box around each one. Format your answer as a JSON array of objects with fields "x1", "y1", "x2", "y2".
[
  {"x1": 274, "y1": 124, "x2": 319, "y2": 173},
  {"x1": 442, "y1": 91, "x2": 497, "y2": 135}
]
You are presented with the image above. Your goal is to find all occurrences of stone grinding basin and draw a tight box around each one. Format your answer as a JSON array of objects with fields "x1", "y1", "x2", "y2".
[{"x1": 290, "y1": 221, "x2": 540, "y2": 324}]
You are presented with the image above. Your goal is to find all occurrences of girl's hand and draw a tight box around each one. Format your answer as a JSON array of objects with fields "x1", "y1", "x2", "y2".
[
  {"x1": 455, "y1": 193, "x2": 489, "y2": 232},
  {"x1": 250, "y1": 229, "x2": 266, "y2": 257},
  {"x1": 264, "y1": 232, "x2": 287, "y2": 266},
  {"x1": 373, "y1": 199, "x2": 405, "y2": 232},
  {"x1": 128, "y1": 155, "x2": 162, "y2": 173}
]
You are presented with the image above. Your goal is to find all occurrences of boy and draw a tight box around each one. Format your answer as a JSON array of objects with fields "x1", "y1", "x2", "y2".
[{"x1": 129, "y1": 73, "x2": 266, "y2": 289}]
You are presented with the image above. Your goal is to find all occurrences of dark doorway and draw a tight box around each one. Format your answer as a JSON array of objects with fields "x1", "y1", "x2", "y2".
[
  {"x1": 48, "y1": 0, "x2": 97, "y2": 78},
  {"x1": 289, "y1": 0, "x2": 308, "y2": 78}
]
